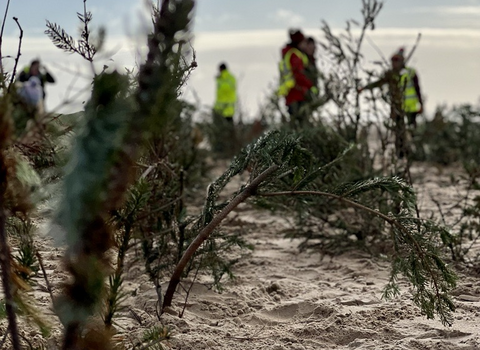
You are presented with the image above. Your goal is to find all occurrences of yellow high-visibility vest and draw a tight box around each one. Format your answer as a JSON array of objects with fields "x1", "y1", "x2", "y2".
[
  {"x1": 400, "y1": 67, "x2": 420, "y2": 113},
  {"x1": 214, "y1": 69, "x2": 236, "y2": 117},
  {"x1": 277, "y1": 48, "x2": 309, "y2": 96}
]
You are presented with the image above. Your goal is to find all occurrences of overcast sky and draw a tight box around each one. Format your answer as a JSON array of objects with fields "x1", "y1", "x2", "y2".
[{"x1": 2, "y1": 0, "x2": 480, "y2": 118}]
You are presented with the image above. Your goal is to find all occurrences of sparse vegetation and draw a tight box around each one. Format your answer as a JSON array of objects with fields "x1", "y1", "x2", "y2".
[{"x1": 0, "y1": 0, "x2": 480, "y2": 348}]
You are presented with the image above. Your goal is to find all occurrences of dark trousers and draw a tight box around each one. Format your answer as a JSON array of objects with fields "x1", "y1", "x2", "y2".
[
  {"x1": 212, "y1": 113, "x2": 236, "y2": 157},
  {"x1": 394, "y1": 112, "x2": 420, "y2": 158},
  {"x1": 393, "y1": 114, "x2": 407, "y2": 158},
  {"x1": 287, "y1": 101, "x2": 309, "y2": 129},
  {"x1": 406, "y1": 112, "x2": 418, "y2": 129}
]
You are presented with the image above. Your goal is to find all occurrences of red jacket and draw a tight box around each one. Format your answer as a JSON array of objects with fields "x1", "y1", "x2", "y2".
[{"x1": 281, "y1": 44, "x2": 313, "y2": 106}]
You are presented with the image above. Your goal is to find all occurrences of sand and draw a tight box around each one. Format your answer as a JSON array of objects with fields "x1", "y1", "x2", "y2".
[{"x1": 4, "y1": 162, "x2": 480, "y2": 349}]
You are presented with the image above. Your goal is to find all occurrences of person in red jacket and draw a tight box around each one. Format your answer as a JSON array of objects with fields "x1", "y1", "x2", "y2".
[{"x1": 279, "y1": 29, "x2": 315, "y2": 128}]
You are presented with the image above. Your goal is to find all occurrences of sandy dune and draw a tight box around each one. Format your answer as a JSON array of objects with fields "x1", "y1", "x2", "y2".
[{"x1": 4, "y1": 163, "x2": 480, "y2": 349}]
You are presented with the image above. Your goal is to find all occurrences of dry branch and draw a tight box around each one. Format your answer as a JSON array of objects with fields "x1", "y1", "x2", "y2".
[{"x1": 162, "y1": 164, "x2": 279, "y2": 309}]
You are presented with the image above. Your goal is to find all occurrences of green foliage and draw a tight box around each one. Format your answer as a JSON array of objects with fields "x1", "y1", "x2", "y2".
[
  {"x1": 236, "y1": 129, "x2": 457, "y2": 325},
  {"x1": 45, "y1": 0, "x2": 104, "y2": 62},
  {"x1": 103, "y1": 272, "x2": 128, "y2": 327},
  {"x1": 250, "y1": 125, "x2": 383, "y2": 243},
  {"x1": 383, "y1": 214, "x2": 457, "y2": 326},
  {"x1": 57, "y1": 72, "x2": 131, "y2": 249},
  {"x1": 140, "y1": 325, "x2": 171, "y2": 350},
  {"x1": 0, "y1": 1, "x2": 469, "y2": 348},
  {"x1": 0, "y1": 300, "x2": 6, "y2": 319},
  {"x1": 319, "y1": 0, "x2": 383, "y2": 142},
  {"x1": 104, "y1": 179, "x2": 151, "y2": 326},
  {"x1": 334, "y1": 176, "x2": 415, "y2": 208},
  {"x1": 410, "y1": 104, "x2": 480, "y2": 265},
  {"x1": 201, "y1": 111, "x2": 244, "y2": 158},
  {"x1": 54, "y1": 70, "x2": 133, "y2": 340},
  {"x1": 196, "y1": 230, "x2": 252, "y2": 291},
  {"x1": 7, "y1": 217, "x2": 39, "y2": 282},
  {"x1": 412, "y1": 105, "x2": 480, "y2": 165}
]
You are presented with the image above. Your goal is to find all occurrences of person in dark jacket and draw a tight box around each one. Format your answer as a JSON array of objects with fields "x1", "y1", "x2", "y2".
[
  {"x1": 278, "y1": 29, "x2": 315, "y2": 128},
  {"x1": 18, "y1": 59, "x2": 55, "y2": 101}
]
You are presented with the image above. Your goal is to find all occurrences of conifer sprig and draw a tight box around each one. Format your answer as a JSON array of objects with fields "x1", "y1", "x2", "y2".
[
  {"x1": 54, "y1": 71, "x2": 132, "y2": 348},
  {"x1": 258, "y1": 183, "x2": 456, "y2": 325},
  {"x1": 45, "y1": 0, "x2": 103, "y2": 63},
  {"x1": 44, "y1": 22, "x2": 77, "y2": 55},
  {"x1": 333, "y1": 176, "x2": 416, "y2": 211}
]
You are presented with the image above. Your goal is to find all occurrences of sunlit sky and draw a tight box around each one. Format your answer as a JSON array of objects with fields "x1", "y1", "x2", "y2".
[{"x1": 2, "y1": 0, "x2": 480, "y2": 117}]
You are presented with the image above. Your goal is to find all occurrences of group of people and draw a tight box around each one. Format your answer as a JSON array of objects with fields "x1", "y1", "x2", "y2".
[
  {"x1": 17, "y1": 29, "x2": 424, "y2": 159},
  {"x1": 214, "y1": 28, "x2": 424, "y2": 158},
  {"x1": 278, "y1": 29, "x2": 320, "y2": 128}
]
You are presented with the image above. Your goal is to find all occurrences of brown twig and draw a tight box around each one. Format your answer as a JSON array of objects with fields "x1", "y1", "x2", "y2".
[
  {"x1": 0, "y1": 0, "x2": 12, "y2": 79},
  {"x1": 405, "y1": 33, "x2": 422, "y2": 65},
  {"x1": 162, "y1": 164, "x2": 279, "y2": 309},
  {"x1": 179, "y1": 254, "x2": 203, "y2": 318},
  {"x1": 365, "y1": 34, "x2": 388, "y2": 66},
  {"x1": 35, "y1": 250, "x2": 54, "y2": 303},
  {"x1": 8, "y1": 17, "x2": 23, "y2": 92}
]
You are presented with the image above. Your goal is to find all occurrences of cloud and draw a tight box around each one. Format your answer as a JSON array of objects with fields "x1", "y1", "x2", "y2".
[
  {"x1": 193, "y1": 27, "x2": 480, "y2": 52},
  {"x1": 194, "y1": 12, "x2": 241, "y2": 28},
  {"x1": 366, "y1": 28, "x2": 480, "y2": 50},
  {"x1": 413, "y1": 5, "x2": 480, "y2": 15},
  {"x1": 194, "y1": 29, "x2": 285, "y2": 51},
  {"x1": 269, "y1": 9, "x2": 304, "y2": 27},
  {"x1": 217, "y1": 13, "x2": 241, "y2": 24}
]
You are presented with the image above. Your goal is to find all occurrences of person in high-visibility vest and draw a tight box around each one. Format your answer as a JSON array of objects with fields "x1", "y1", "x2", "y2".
[
  {"x1": 358, "y1": 48, "x2": 424, "y2": 158},
  {"x1": 213, "y1": 63, "x2": 237, "y2": 156},
  {"x1": 214, "y1": 63, "x2": 237, "y2": 120},
  {"x1": 278, "y1": 29, "x2": 316, "y2": 128}
]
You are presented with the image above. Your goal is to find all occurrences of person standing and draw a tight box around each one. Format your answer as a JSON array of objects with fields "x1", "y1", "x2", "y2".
[
  {"x1": 278, "y1": 29, "x2": 315, "y2": 129},
  {"x1": 18, "y1": 59, "x2": 55, "y2": 102},
  {"x1": 214, "y1": 62, "x2": 237, "y2": 121},
  {"x1": 213, "y1": 62, "x2": 237, "y2": 155},
  {"x1": 358, "y1": 48, "x2": 423, "y2": 157}
]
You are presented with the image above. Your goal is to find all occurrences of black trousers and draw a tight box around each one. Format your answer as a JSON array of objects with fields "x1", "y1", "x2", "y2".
[{"x1": 287, "y1": 101, "x2": 309, "y2": 129}]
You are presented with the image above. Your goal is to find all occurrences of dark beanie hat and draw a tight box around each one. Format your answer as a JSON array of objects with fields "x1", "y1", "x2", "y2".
[
  {"x1": 391, "y1": 47, "x2": 405, "y2": 61},
  {"x1": 289, "y1": 29, "x2": 305, "y2": 44}
]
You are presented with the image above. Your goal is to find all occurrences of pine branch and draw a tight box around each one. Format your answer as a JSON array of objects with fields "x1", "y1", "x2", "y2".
[
  {"x1": 162, "y1": 164, "x2": 279, "y2": 309},
  {"x1": 8, "y1": 17, "x2": 23, "y2": 93},
  {"x1": 293, "y1": 144, "x2": 353, "y2": 191},
  {"x1": 258, "y1": 189, "x2": 456, "y2": 325},
  {"x1": 45, "y1": 21, "x2": 78, "y2": 55},
  {"x1": 334, "y1": 176, "x2": 416, "y2": 211},
  {"x1": 44, "y1": 0, "x2": 98, "y2": 64},
  {"x1": 77, "y1": 0, "x2": 96, "y2": 61},
  {"x1": 55, "y1": 72, "x2": 133, "y2": 348}
]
